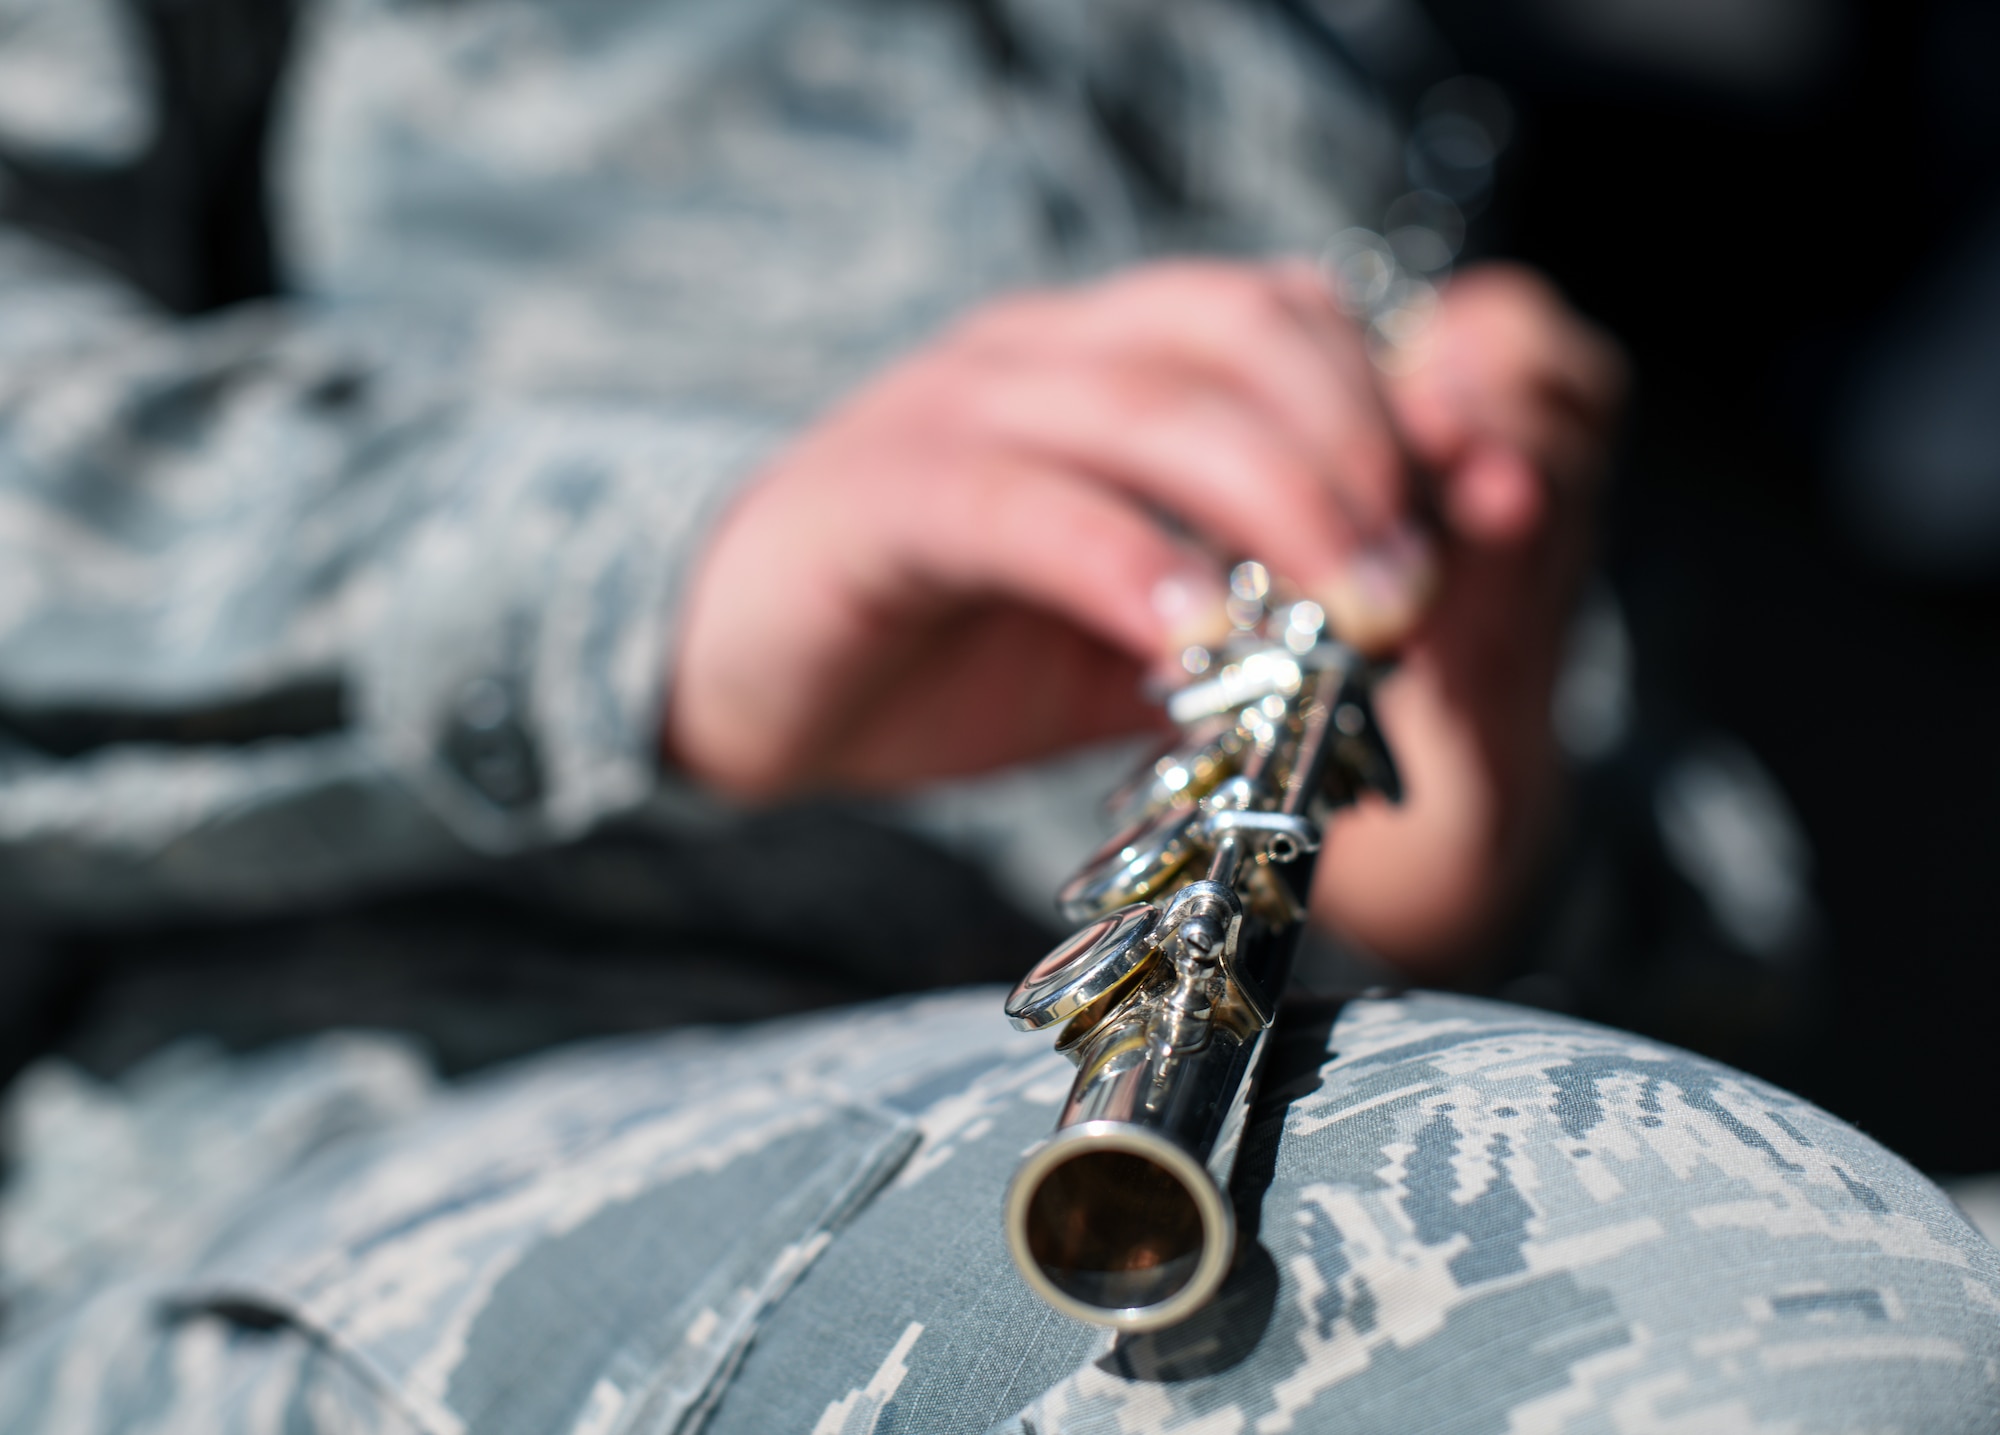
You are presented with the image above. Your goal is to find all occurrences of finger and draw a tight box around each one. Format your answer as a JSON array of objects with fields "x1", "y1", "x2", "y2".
[
  {"x1": 1443, "y1": 340, "x2": 1620, "y2": 473},
  {"x1": 887, "y1": 454, "x2": 1237, "y2": 667},
  {"x1": 1442, "y1": 444, "x2": 1545, "y2": 546},
  {"x1": 818, "y1": 607, "x2": 1166, "y2": 788},
  {"x1": 957, "y1": 352, "x2": 1438, "y2": 655},
  {"x1": 1414, "y1": 369, "x2": 1602, "y2": 490},
  {"x1": 1390, "y1": 268, "x2": 1624, "y2": 551},
  {"x1": 951, "y1": 346, "x2": 1435, "y2": 650},
  {"x1": 1444, "y1": 267, "x2": 1625, "y2": 403},
  {"x1": 1429, "y1": 268, "x2": 1626, "y2": 455},
  {"x1": 959, "y1": 262, "x2": 1411, "y2": 540},
  {"x1": 957, "y1": 355, "x2": 1348, "y2": 576}
]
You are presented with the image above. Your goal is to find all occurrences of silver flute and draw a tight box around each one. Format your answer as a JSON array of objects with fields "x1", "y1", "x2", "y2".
[{"x1": 1001, "y1": 563, "x2": 1401, "y2": 1331}]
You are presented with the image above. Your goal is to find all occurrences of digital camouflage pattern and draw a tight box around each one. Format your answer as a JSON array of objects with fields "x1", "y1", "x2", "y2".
[{"x1": 1, "y1": 990, "x2": 1996, "y2": 1432}]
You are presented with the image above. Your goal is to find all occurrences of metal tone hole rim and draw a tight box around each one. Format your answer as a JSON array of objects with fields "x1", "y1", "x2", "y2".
[
  {"x1": 1005, "y1": 903, "x2": 1161, "y2": 1032},
  {"x1": 1004, "y1": 1122, "x2": 1236, "y2": 1332}
]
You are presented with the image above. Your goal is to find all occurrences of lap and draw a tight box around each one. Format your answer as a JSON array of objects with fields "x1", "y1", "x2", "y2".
[{"x1": 3, "y1": 991, "x2": 1995, "y2": 1433}]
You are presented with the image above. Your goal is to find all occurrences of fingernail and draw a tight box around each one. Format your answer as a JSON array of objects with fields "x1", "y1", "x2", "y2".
[
  {"x1": 1151, "y1": 571, "x2": 1233, "y2": 653},
  {"x1": 1313, "y1": 524, "x2": 1439, "y2": 656}
]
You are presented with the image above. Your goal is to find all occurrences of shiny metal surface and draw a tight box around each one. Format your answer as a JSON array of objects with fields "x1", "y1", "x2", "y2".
[
  {"x1": 1004, "y1": 1121, "x2": 1238, "y2": 1331},
  {"x1": 1103, "y1": 716, "x2": 1238, "y2": 823},
  {"x1": 1202, "y1": 808, "x2": 1319, "y2": 862},
  {"x1": 1054, "y1": 803, "x2": 1204, "y2": 924},
  {"x1": 1162, "y1": 637, "x2": 1361, "y2": 725},
  {"x1": 1164, "y1": 648, "x2": 1303, "y2": 725},
  {"x1": 1004, "y1": 615, "x2": 1402, "y2": 1331},
  {"x1": 1004, "y1": 902, "x2": 1162, "y2": 1032}
]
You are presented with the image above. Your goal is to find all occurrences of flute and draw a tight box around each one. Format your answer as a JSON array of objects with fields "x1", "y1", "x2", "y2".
[{"x1": 1001, "y1": 562, "x2": 1401, "y2": 1331}]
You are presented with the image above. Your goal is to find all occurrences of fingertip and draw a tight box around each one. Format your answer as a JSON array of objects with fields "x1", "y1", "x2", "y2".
[
  {"x1": 1446, "y1": 446, "x2": 1545, "y2": 544},
  {"x1": 1310, "y1": 522, "x2": 1441, "y2": 657},
  {"x1": 1150, "y1": 568, "x2": 1236, "y2": 655},
  {"x1": 940, "y1": 463, "x2": 1240, "y2": 672}
]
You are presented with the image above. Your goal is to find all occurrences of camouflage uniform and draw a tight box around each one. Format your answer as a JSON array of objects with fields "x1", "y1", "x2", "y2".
[
  {"x1": 2, "y1": 991, "x2": 1996, "y2": 1432},
  {"x1": 0, "y1": 0, "x2": 1996, "y2": 1430},
  {"x1": 0, "y1": 0, "x2": 1378, "y2": 920}
]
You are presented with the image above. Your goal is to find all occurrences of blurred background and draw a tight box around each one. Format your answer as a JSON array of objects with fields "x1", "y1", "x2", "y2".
[
  {"x1": 1432, "y1": 0, "x2": 2000, "y2": 1180},
  {"x1": 0, "y1": 0, "x2": 1993, "y2": 1195}
]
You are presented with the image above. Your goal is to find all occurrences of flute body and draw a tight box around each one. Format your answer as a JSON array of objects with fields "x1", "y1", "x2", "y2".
[{"x1": 1002, "y1": 573, "x2": 1400, "y2": 1331}]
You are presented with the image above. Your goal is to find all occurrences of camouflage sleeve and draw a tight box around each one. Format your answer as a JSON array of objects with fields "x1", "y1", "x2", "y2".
[
  {"x1": 0, "y1": 226, "x2": 773, "y2": 921},
  {"x1": 0, "y1": 0, "x2": 1420, "y2": 924},
  {"x1": 1, "y1": 991, "x2": 1995, "y2": 1432}
]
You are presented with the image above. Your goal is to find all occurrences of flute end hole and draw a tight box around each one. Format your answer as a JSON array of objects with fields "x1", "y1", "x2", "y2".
[{"x1": 1022, "y1": 1149, "x2": 1206, "y2": 1312}]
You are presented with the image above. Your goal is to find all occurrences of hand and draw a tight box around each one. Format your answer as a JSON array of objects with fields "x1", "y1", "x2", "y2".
[
  {"x1": 663, "y1": 259, "x2": 1623, "y2": 972},
  {"x1": 667, "y1": 260, "x2": 1436, "y2": 794},
  {"x1": 1312, "y1": 264, "x2": 1625, "y2": 970}
]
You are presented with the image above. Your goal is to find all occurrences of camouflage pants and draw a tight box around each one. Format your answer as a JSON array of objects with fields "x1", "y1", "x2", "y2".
[{"x1": 1, "y1": 989, "x2": 1995, "y2": 1433}]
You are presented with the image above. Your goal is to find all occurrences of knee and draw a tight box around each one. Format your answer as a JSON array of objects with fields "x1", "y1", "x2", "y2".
[{"x1": 1227, "y1": 992, "x2": 2000, "y2": 1429}]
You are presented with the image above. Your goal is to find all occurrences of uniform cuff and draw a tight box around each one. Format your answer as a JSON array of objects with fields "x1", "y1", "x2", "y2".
[{"x1": 357, "y1": 401, "x2": 770, "y2": 851}]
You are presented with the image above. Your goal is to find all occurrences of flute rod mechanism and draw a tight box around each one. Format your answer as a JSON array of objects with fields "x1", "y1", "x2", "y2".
[{"x1": 1002, "y1": 573, "x2": 1399, "y2": 1331}]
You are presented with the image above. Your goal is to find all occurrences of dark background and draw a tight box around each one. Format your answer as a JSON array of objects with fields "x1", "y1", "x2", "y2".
[{"x1": 1456, "y1": 0, "x2": 2000, "y2": 1170}]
